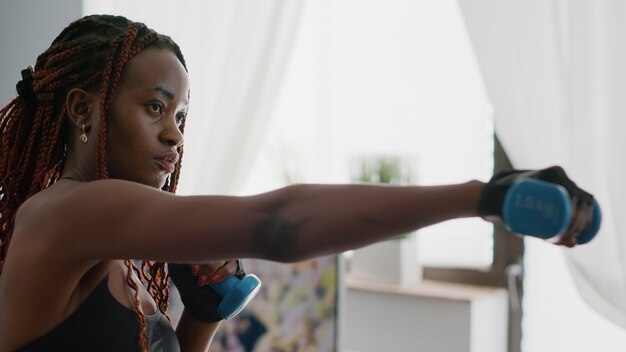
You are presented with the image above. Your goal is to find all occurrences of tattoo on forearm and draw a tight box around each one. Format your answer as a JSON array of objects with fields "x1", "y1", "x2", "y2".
[{"x1": 254, "y1": 216, "x2": 299, "y2": 262}]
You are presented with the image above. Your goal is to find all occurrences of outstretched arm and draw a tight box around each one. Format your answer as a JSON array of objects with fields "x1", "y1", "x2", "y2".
[{"x1": 23, "y1": 178, "x2": 484, "y2": 263}]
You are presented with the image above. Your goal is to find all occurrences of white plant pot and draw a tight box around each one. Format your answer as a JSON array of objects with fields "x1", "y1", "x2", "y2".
[{"x1": 349, "y1": 233, "x2": 422, "y2": 286}]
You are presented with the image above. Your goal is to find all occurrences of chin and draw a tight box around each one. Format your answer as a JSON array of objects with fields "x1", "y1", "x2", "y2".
[{"x1": 151, "y1": 175, "x2": 169, "y2": 190}]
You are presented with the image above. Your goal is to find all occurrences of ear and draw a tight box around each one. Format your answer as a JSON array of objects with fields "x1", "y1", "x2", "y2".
[{"x1": 66, "y1": 88, "x2": 98, "y2": 131}]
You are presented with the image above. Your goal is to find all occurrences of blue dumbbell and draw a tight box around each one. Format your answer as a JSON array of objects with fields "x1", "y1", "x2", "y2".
[
  {"x1": 210, "y1": 274, "x2": 262, "y2": 320},
  {"x1": 502, "y1": 179, "x2": 602, "y2": 244}
]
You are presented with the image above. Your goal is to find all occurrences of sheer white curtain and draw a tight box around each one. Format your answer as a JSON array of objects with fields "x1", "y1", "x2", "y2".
[
  {"x1": 82, "y1": 0, "x2": 304, "y2": 195},
  {"x1": 458, "y1": 0, "x2": 626, "y2": 350}
]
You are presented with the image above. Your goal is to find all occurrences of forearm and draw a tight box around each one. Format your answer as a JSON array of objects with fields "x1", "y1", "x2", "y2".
[
  {"x1": 175, "y1": 309, "x2": 221, "y2": 352},
  {"x1": 253, "y1": 180, "x2": 485, "y2": 261}
]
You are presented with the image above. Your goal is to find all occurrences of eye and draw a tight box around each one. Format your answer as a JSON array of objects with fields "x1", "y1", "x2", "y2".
[
  {"x1": 176, "y1": 112, "x2": 187, "y2": 126},
  {"x1": 147, "y1": 102, "x2": 164, "y2": 115}
]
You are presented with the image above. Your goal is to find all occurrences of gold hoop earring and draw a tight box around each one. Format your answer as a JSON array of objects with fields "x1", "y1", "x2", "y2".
[{"x1": 80, "y1": 123, "x2": 88, "y2": 144}]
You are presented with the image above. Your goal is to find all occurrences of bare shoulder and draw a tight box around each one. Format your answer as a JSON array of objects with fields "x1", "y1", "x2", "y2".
[
  {"x1": 1, "y1": 182, "x2": 120, "y2": 350},
  {"x1": 12, "y1": 180, "x2": 148, "y2": 263},
  {"x1": 16, "y1": 179, "x2": 162, "y2": 231},
  {"x1": 13, "y1": 178, "x2": 265, "y2": 263}
]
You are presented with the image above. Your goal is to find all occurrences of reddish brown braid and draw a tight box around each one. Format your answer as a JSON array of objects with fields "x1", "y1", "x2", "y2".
[{"x1": 0, "y1": 15, "x2": 188, "y2": 351}]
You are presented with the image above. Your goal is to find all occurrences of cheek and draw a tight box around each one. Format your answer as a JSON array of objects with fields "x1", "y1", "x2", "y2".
[{"x1": 105, "y1": 124, "x2": 140, "y2": 171}]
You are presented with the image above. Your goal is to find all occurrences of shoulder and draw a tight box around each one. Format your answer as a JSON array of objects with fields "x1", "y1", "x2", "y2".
[
  {"x1": 17, "y1": 179, "x2": 156, "y2": 221},
  {"x1": 14, "y1": 179, "x2": 157, "y2": 244},
  {"x1": 14, "y1": 178, "x2": 185, "y2": 260}
]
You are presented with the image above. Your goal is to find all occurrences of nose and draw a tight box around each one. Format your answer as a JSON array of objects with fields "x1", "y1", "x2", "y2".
[{"x1": 160, "y1": 119, "x2": 184, "y2": 147}]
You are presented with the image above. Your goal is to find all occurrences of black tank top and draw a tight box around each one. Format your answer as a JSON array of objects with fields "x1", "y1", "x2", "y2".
[{"x1": 18, "y1": 276, "x2": 180, "y2": 352}]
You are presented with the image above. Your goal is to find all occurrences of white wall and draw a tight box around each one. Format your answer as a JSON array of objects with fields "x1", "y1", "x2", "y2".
[{"x1": 0, "y1": 0, "x2": 82, "y2": 105}]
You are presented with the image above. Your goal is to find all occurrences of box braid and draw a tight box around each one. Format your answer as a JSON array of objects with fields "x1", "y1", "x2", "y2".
[{"x1": 0, "y1": 15, "x2": 188, "y2": 351}]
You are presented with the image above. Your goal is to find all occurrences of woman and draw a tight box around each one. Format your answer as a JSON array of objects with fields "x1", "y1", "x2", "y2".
[{"x1": 0, "y1": 15, "x2": 593, "y2": 352}]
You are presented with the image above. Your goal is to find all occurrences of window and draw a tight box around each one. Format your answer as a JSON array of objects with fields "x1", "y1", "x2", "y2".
[
  {"x1": 242, "y1": 0, "x2": 500, "y2": 272},
  {"x1": 239, "y1": 2, "x2": 524, "y2": 350}
]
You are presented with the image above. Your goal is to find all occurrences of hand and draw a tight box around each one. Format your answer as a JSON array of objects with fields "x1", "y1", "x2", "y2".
[
  {"x1": 188, "y1": 260, "x2": 243, "y2": 286},
  {"x1": 477, "y1": 166, "x2": 597, "y2": 247},
  {"x1": 169, "y1": 260, "x2": 245, "y2": 323},
  {"x1": 477, "y1": 166, "x2": 594, "y2": 218},
  {"x1": 554, "y1": 198, "x2": 595, "y2": 248}
]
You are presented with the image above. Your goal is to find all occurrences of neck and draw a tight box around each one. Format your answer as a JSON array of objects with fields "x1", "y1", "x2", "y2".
[{"x1": 60, "y1": 147, "x2": 99, "y2": 182}]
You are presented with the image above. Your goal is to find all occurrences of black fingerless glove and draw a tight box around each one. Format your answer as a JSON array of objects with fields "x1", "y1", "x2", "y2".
[
  {"x1": 477, "y1": 165, "x2": 594, "y2": 220},
  {"x1": 168, "y1": 261, "x2": 246, "y2": 323}
]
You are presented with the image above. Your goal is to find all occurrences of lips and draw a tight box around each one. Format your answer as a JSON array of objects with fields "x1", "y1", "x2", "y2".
[{"x1": 154, "y1": 152, "x2": 180, "y2": 174}]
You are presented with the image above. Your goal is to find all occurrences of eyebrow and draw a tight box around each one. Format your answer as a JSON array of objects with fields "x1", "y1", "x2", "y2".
[
  {"x1": 147, "y1": 86, "x2": 190, "y2": 106},
  {"x1": 152, "y1": 86, "x2": 175, "y2": 100}
]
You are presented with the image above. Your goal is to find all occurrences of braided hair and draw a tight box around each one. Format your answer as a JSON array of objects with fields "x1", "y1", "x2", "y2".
[{"x1": 0, "y1": 15, "x2": 188, "y2": 351}]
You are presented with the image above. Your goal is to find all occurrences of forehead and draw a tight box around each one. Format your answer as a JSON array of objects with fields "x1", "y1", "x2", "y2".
[{"x1": 118, "y1": 48, "x2": 189, "y2": 99}]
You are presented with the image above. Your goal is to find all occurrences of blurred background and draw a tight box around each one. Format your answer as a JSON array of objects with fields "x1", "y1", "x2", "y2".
[{"x1": 2, "y1": 0, "x2": 626, "y2": 351}]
